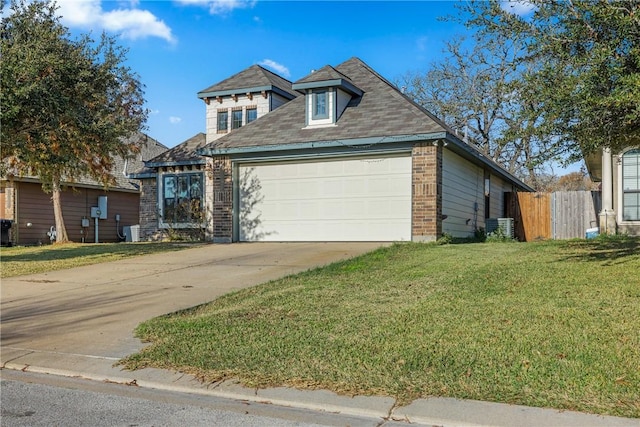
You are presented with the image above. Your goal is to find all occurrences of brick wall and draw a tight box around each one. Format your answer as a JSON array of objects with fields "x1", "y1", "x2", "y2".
[
  {"x1": 412, "y1": 142, "x2": 443, "y2": 241},
  {"x1": 139, "y1": 177, "x2": 161, "y2": 241},
  {"x1": 208, "y1": 156, "x2": 233, "y2": 243}
]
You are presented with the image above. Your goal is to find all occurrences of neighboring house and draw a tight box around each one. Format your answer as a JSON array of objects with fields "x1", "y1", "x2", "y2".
[
  {"x1": 133, "y1": 64, "x2": 299, "y2": 241},
  {"x1": 195, "y1": 57, "x2": 532, "y2": 243},
  {"x1": 0, "y1": 132, "x2": 167, "y2": 245},
  {"x1": 585, "y1": 148, "x2": 640, "y2": 236}
]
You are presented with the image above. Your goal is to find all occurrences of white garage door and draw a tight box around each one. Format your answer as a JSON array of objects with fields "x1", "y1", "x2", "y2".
[{"x1": 238, "y1": 155, "x2": 411, "y2": 241}]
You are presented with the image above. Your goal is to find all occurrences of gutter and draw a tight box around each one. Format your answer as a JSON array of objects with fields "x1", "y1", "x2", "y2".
[
  {"x1": 197, "y1": 132, "x2": 448, "y2": 156},
  {"x1": 443, "y1": 132, "x2": 534, "y2": 192},
  {"x1": 197, "y1": 131, "x2": 533, "y2": 192},
  {"x1": 144, "y1": 159, "x2": 206, "y2": 168}
]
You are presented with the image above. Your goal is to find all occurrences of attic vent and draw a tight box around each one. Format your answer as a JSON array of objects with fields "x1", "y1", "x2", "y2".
[{"x1": 486, "y1": 218, "x2": 514, "y2": 238}]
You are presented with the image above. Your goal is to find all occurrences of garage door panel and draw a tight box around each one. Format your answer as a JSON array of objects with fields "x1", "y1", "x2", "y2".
[{"x1": 239, "y1": 156, "x2": 411, "y2": 241}]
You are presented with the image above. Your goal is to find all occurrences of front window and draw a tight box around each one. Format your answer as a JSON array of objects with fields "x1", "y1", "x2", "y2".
[
  {"x1": 312, "y1": 90, "x2": 328, "y2": 119},
  {"x1": 217, "y1": 110, "x2": 228, "y2": 133},
  {"x1": 622, "y1": 149, "x2": 640, "y2": 221},
  {"x1": 246, "y1": 107, "x2": 257, "y2": 124},
  {"x1": 162, "y1": 173, "x2": 203, "y2": 224},
  {"x1": 232, "y1": 109, "x2": 243, "y2": 129}
]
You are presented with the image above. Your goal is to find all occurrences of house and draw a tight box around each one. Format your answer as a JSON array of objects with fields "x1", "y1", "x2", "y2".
[
  {"x1": 0, "y1": 132, "x2": 167, "y2": 245},
  {"x1": 585, "y1": 148, "x2": 640, "y2": 236},
  {"x1": 133, "y1": 64, "x2": 299, "y2": 241},
  {"x1": 140, "y1": 57, "x2": 531, "y2": 243}
]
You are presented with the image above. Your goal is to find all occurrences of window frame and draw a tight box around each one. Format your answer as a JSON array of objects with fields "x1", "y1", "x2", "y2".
[
  {"x1": 622, "y1": 149, "x2": 640, "y2": 221},
  {"x1": 232, "y1": 109, "x2": 243, "y2": 130},
  {"x1": 161, "y1": 172, "x2": 204, "y2": 226},
  {"x1": 246, "y1": 107, "x2": 257, "y2": 124},
  {"x1": 312, "y1": 90, "x2": 329, "y2": 120},
  {"x1": 217, "y1": 110, "x2": 229, "y2": 133}
]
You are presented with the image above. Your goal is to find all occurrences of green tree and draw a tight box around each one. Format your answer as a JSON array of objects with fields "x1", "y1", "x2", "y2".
[
  {"x1": 1, "y1": 0, "x2": 147, "y2": 242},
  {"x1": 461, "y1": 0, "x2": 640, "y2": 159}
]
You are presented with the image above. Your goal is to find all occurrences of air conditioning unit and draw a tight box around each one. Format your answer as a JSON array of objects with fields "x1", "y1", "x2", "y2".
[
  {"x1": 123, "y1": 225, "x2": 140, "y2": 242},
  {"x1": 486, "y1": 218, "x2": 514, "y2": 238}
]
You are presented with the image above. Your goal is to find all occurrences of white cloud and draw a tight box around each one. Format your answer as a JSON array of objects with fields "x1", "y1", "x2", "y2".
[
  {"x1": 258, "y1": 59, "x2": 290, "y2": 78},
  {"x1": 500, "y1": 1, "x2": 537, "y2": 17},
  {"x1": 416, "y1": 36, "x2": 429, "y2": 52},
  {"x1": 175, "y1": 0, "x2": 256, "y2": 15},
  {"x1": 169, "y1": 116, "x2": 183, "y2": 124},
  {"x1": 57, "y1": 0, "x2": 176, "y2": 44}
]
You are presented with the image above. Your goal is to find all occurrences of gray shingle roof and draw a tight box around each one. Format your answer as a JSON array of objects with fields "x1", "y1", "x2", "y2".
[
  {"x1": 145, "y1": 132, "x2": 206, "y2": 166},
  {"x1": 202, "y1": 57, "x2": 450, "y2": 151},
  {"x1": 3, "y1": 132, "x2": 167, "y2": 191},
  {"x1": 109, "y1": 133, "x2": 168, "y2": 189},
  {"x1": 197, "y1": 64, "x2": 299, "y2": 100},
  {"x1": 294, "y1": 65, "x2": 354, "y2": 85}
]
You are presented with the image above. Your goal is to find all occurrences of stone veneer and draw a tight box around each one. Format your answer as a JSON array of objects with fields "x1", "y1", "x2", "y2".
[{"x1": 411, "y1": 142, "x2": 443, "y2": 241}]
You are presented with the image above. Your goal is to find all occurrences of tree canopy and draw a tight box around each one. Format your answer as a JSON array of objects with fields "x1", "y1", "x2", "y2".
[
  {"x1": 461, "y1": 0, "x2": 640, "y2": 159},
  {"x1": 1, "y1": 0, "x2": 147, "y2": 242},
  {"x1": 401, "y1": 0, "x2": 639, "y2": 189},
  {"x1": 399, "y1": 33, "x2": 556, "y2": 187}
]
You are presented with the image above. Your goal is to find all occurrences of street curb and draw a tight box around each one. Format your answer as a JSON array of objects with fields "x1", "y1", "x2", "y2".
[
  {"x1": 1, "y1": 362, "x2": 394, "y2": 423},
  {"x1": 3, "y1": 357, "x2": 640, "y2": 427}
]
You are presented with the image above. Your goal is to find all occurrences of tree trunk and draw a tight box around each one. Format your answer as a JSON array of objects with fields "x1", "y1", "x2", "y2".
[{"x1": 51, "y1": 176, "x2": 69, "y2": 243}]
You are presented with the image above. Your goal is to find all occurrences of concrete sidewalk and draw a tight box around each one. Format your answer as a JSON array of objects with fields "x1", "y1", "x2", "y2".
[{"x1": 1, "y1": 243, "x2": 638, "y2": 427}]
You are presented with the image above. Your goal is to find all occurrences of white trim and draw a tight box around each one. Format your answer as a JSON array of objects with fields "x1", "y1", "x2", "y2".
[{"x1": 617, "y1": 148, "x2": 640, "y2": 225}]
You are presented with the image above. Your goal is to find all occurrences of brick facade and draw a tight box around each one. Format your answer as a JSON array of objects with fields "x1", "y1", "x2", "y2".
[
  {"x1": 411, "y1": 142, "x2": 443, "y2": 242},
  {"x1": 139, "y1": 177, "x2": 161, "y2": 241},
  {"x1": 208, "y1": 156, "x2": 233, "y2": 243}
]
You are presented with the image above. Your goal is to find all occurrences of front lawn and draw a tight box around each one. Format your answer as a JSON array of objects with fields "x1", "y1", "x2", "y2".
[
  {"x1": 0, "y1": 242, "x2": 198, "y2": 278},
  {"x1": 120, "y1": 237, "x2": 640, "y2": 418}
]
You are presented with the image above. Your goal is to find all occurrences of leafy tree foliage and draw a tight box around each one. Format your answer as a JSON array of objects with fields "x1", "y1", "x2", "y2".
[
  {"x1": 461, "y1": 0, "x2": 640, "y2": 159},
  {"x1": 1, "y1": 0, "x2": 147, "y2": 242}
]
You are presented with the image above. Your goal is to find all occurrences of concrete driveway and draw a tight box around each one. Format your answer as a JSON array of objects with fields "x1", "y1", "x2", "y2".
[{"x1": 1, "y1": 242, "x2": 382, "y2": 359}]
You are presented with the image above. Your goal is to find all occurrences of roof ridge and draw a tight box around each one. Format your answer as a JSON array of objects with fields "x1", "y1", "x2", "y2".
[
  {"x1": 254, "y1": 63, "x2": 294, "y2": 85},
  {"x1": 336, "y1": 57, "x2": 455, "y2": 134}
]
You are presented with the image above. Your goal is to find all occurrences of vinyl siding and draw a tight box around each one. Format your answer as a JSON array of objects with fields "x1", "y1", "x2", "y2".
[
  {"x1": 271, "y1": 92, "x2": 291, "y2": 110},
  {"x1": 336, "y1": 88, "x2": 352, "y2": 120},
  {"x1": 441, "y1": 149, "x2": 484, "y2": 237},
  {"x1": 489, "y1": 174, "x2": 511, "y2": 219},
  {"x1": 15, "y1": 182, "x2": 139, "y2": 245}
]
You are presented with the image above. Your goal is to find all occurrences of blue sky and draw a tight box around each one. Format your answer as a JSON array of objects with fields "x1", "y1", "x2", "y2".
[
  {"x1": 52, "y1": 1, "x2": 581, "y2": 173},
  {"x1": 55, "y1": 0, "x2": 476, "y2": 148}
]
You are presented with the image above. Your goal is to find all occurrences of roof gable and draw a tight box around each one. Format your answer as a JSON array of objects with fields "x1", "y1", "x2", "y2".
[
  {"x1": 292, "y1": 64, "x2": 363, "y2": 96},
  {"x1": 202, "y1": 57, "x2": 448, "y2": 151},
  {"x1": 146, "y1": 133, "x2": 207, "y2": 167},
  {"x1": 197, "y1": 64, "x2": 298, "y2": 100}
]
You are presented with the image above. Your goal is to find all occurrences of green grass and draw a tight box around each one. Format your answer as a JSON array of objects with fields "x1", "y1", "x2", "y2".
[
  {"x1": 120, "y1": 237, "x2": 640, "y2": 418},
  {"x1": 0, "y1": 242, "x2": 198, "y2": 278}
]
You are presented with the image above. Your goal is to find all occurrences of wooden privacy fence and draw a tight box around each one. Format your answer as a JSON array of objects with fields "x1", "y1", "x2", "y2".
[{"x1": 505, "y1": 191, "x2": 601, "y2": 242}]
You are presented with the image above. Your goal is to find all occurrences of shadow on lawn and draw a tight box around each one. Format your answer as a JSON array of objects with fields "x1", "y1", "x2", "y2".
[
  {"x1": 560, "y1": 236, "x2": 640, "y2": 264},
  {"x1": 1, "y1": 242, "x2": 194, "y2": 263}
]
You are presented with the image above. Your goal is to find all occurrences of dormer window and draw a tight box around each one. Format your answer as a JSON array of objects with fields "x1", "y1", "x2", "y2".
[
  {"x1": 312, "y1": 90, "x2": 329, "y2": 119},
  {"x1": 292, "y1": 66, "x2": 364, "y2": 129}
]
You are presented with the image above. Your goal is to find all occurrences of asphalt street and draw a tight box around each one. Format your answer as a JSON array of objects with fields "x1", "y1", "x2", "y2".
[{"x1": 1, "y1": 370, "x2": 407, "y2": 427}]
